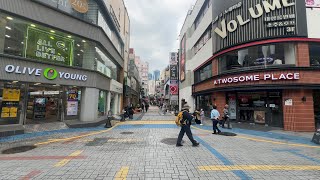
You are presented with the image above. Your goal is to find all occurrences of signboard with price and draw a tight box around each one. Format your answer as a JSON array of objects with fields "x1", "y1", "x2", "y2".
[{"x1": 67, "y1": 89, "x2": 78, "y2": 101}]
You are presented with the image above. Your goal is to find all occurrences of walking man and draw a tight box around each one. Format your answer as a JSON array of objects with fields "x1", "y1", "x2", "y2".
[
  {"x1": 211, "y1": 105, "x2": 221, "y2": 134},
  {"x1": 176, "y1": 104, "x2": 200, "y2": 147},
  {"x1": 145, "y1": 104, "x2": 149, "y2": 112},
  {"x1": 141, "y1": 103, "x2": 145, "y2": 113}
]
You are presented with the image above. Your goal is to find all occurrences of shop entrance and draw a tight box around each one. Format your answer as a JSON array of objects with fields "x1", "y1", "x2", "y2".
[
  {"x1": 313, "y1": 90, "x2": 320, "y2": 129},
  {"x1": 228, "y1": 91, "x2": 283, "y2": 128},
  {"x1": 26, "y1": 84, "x2": 63, "y2": 124}
]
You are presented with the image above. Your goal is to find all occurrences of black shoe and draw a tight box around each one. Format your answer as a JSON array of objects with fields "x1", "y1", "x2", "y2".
[
  {"x1": 176, "y1": 144, "x2": 183, "y2": 147},
  {"x1": 192, "y1": 142, "x2": 200, "y2": 147},
  {"x1": 212, "y1": 132, "x2": 217, "y2": 134},
  {"x1": 218, "y1": 131, "x2": 221, "y2": 134}
]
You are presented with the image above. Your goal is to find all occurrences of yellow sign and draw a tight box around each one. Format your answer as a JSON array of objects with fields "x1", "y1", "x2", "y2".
[
  {"x1": 2, "y1": 88, "x2": 20, "y2": 101},
  {"x1": 1, "y1": 107, "x2": 18, "y2": 118},
  {"x1": 69, "y1": 0, "x2": 88, "y2": 13}
]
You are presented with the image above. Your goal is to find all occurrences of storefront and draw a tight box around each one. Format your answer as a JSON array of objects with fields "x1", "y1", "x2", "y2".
[{"x1": 192, "y1": 0, "x2": 320, "y2": 132}]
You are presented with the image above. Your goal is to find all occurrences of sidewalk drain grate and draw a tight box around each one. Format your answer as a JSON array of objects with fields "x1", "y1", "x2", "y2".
[
  {"x1": 218, "y1": 132, "x2": 237, "y2": 136},
  {"x1": 121, "y1": 132, "x2": 134, "y2": 134},
  {"x1": 161, "y1": 138, "x2": 184, "y2": 145},
  {"x1": 2, "y1": 145, "x2": 36, "y2": 154}
]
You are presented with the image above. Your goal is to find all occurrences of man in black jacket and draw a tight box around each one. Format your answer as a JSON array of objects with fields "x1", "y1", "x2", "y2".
[{"x1": 176, "y1": 104, "x2": 200, "y2": 147}]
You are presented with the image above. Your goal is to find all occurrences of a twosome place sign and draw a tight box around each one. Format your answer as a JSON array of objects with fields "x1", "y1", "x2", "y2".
[
  {"x1": 4, "y1": 65, "x2": 88, "y2": 81},
  {"x1": 214, "y1": 72, "x2": 300, "y2": 85}
]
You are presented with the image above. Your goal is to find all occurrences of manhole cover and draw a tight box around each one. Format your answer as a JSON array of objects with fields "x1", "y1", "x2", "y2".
[
  {"x1": 161, "y1": 138, "x2": 184, "y2": 145},
  {"x1": 2, "y1": 145, "x2": 36, "y2": 154},
  {"x1": 218, "y1": 132, "x2": 237, "y2": 136},
  {"x1": 121, "y1": 132, "x2": 134, "y2": 134}
]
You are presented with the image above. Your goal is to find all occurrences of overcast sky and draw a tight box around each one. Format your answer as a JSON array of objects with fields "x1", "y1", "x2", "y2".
[{"x1": 124, "y1": 0, "x2": 195, "y2": 72}]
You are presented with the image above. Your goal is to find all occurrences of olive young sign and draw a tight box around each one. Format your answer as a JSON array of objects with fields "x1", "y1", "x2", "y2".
[
  {"x1": 25, "y1": 27, "x2": 74, "y2": 66},
  {"x1": 4, "y1": 65, "x2": 88, "y2": 81},
  {"x1": 214, "y1": 72, "x2": 300, "y2": 85},
  {"x1": 212, "y1": 0, "x2": 307, "y2": 53}
]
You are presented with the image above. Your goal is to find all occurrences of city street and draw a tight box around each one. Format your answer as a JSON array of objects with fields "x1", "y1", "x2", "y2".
[{"x1": 0, "y1": 106, "x2": 320, "y2": 180}]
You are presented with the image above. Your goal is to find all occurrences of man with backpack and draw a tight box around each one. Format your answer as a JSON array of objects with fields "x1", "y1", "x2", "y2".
[{"x1": 176, "y1": 104, "x2": 200, "y2": 147}]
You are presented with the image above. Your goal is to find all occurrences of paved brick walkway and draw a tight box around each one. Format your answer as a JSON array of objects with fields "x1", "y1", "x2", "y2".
[{"x1": 0, "y1": 106, "x2": 319, "y2": 179}]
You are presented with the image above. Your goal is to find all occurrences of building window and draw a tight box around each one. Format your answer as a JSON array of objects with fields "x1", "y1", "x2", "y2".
[
  {"x1": 194, "y1": 0, "x2": 212, "y2": 29},
  {"x1": 218, "y1": 43, "x2": 296, "y2": 74},
  {"x1": 195, "y1": 63, "x2": 212, "y2": 83},
  {"x1": 0, "y1": 12, "x2": 121, "y2": 82},
  {"x1": 194, "y1": 25, "x2": 212, "y2": 54},
  {"x1": 310, "y1": 43, "x2": 320, "y2": 66},
  {"x1": 98, "y1": 90, "x2": 107, "y2": 117}
]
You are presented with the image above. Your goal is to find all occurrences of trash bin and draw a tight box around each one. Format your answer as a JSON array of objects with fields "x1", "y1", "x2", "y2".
[{"x1": 311, "y1": 129, "x2": 320, "y2": 145}]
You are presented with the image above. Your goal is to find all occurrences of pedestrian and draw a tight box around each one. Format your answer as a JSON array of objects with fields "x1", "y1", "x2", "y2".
[
  {"x1": 128, "y1": 105, "x2": 134, "y2": 119},
  {"x1": 145, "y1": 104, "x2": 149, "y2": 112},
  {"x1": 141, "y1": 103, "x2": 145, "y2": 113},
  {"x1": 222, "y1": 104, "x2": 230, "y2": 129},
  {"x1": 176, "y1": 104, "x2": 200, "y2": 147},
  {"x1": 162, "y1": 102, "x2": 167, "y2": 115},
  {"x1": 200, "y1": 109, "x2": 205, "y2": 126},
  {"x1": 211, "y1": 105, "x2": 221, "y2": 134}
]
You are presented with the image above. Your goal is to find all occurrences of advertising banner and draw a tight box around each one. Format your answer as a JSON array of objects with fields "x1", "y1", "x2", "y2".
[
  {"x1": 2, "y1": 88, "x2": 20, "y2": 102},
  {"x1": 170, "y1": 80, "x2": 178, "y2": 95},
  {"x1": 306, "y1": 0, "x2": 320, "y2": 7},
  {"x1": 33, "y1": 0, "x2": 89, "y2": 14},
  {"x1": 170, "y1": 52, "x2": 177, "y2": 65},
  {"x1": 180, "y1": 34, "x2": 186, "y2": 82},
  {"x1": 170, "y1": 65, "x2": 178, "y2": 81},
  {"x1": 25, "y1": 27, "x2": 74, "y2": 66},
  {"x1": 67, "y1": 101, "x2": 78, "y2": 116}
]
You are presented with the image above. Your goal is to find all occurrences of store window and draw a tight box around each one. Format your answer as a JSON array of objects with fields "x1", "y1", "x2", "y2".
[
  {"x1": 98, "y1": 90, "x2": 107, "y2": 117},
  {"x1": 195, "y1": 94, "x2": 212, "y2": 117},
  {"x1": 219, "y1": 43, "x2": 296, "y2": 73},
  {"x1": 195, "y1": 63, "x2": 212, "y2": 83},
  {"x1": 0, "y1": 81, "x2": 26, "y2": 125},
  {"x1": 310, "y1": 43, "x2": 320, "y2": 66},
  {"x1": 0, "y1": 12, "x2": 121, "y2": 82}
]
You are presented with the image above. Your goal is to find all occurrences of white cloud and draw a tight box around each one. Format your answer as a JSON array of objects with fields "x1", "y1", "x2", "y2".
[{"x1": 124, "y1": 0, "x2": 195, "y2": 72}]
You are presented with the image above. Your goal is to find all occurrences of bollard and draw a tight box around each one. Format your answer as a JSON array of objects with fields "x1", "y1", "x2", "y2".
[{"x1": 105, "y1": 117, "x2": 112, "y2": 128}]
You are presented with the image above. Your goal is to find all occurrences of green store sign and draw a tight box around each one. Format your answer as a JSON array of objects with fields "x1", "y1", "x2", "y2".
[
  {"x1": 43, "y1": 68, "x2": 58, "y2": 80},
  {"x1": 25, "y1": 27, "x2": 74, "y2": 66}
]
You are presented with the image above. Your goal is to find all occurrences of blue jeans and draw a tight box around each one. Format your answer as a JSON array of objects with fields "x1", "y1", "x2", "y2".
[
  {"x1": 177, "y1": 124, "x2": 197, "y2": 145},
  {"x1": 212, "y1": 119, "x2": 221, "y2": 134}
]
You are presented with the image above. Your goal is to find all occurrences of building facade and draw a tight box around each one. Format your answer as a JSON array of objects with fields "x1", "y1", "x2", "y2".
[
  {"x1": 179, "y1": 0, "x2": 213, "y2": 112},
  {"x1": 191, "y1": 0, "x2": 320, "y2": 132},
  {"x1": 135, "y1": 56, "x2": 149, "y2": 98},
  {"x1": 126, "y1": 48, "x2": 140, "y2": 106},
  {"x1": 0, "y1": 0, "x2": 126, "y2": 136}
]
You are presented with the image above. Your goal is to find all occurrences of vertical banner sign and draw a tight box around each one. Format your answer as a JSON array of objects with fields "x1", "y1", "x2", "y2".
[
  {"x1": 170, "y1": 80, "x2": 178, "y2": 95},
  {"x1": 170, "y1": 65, "x2": 178, "y2": 80},
  {"x1": 25, "y1": 27, "x2": 74, "y2": 66},
  {"x1": 180, "y1": 34, "x2": 186, "y2": 82}
]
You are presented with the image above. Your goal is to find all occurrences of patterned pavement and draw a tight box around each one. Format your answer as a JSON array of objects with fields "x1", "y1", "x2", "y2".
[{"x1": 0, "y1": 106, "x2": 319, "y2": 179}]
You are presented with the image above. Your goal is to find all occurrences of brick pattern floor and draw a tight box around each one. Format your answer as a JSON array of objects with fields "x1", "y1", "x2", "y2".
[{"x1": 0, "y1": 106, "x2": 319, "y2": 179}]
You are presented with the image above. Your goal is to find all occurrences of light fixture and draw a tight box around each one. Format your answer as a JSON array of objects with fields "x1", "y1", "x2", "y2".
[
  {"x1": 21, "y1": 42, "x2": 24, "y2": 44},
  {"x1": 77, "y1": 54, "x2": 80, "y2": 56},
  {"x1": 67, "y1": 35, "x2": 72, "y2": 38},
  {"x1": 5, "y1": 35, "x2": 10, "y2": 38},
  {"x1": 6, "y1": 17, "x2": 13, "y2": 20},
  {"x1": 50, "y1": 30, "x2": 55, "y2": 33},
  {"x1": 5, "y1": 26, "x2": 11, "y2": 30},
  {"x1": 12, "y1": 81, "x2": 19, "y2": 83},
  {"x1": 7, "y1": 47, "x2": 10, "y2": 49},
  {"x1": 80, "y1": 49, "x2": 84, "y2": 52},
  {"x1": 82, "y1": 40, "x2": 86, "y2": 43},
  {"x1": 34, "y1": 83, "x2": 41, "y2": 85},
  {"x1": 53, "y1": 84, "x2": 60, "y2": 87},
  {"x1": 77, "y1": 44, "x2": 80, "y2": 47},
  {"x1": 30, "y1": 24, "x2": 36, "y2": 27},
  {"x1": 50, "y1": 36, "x2": 55, "y2": 40}
]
